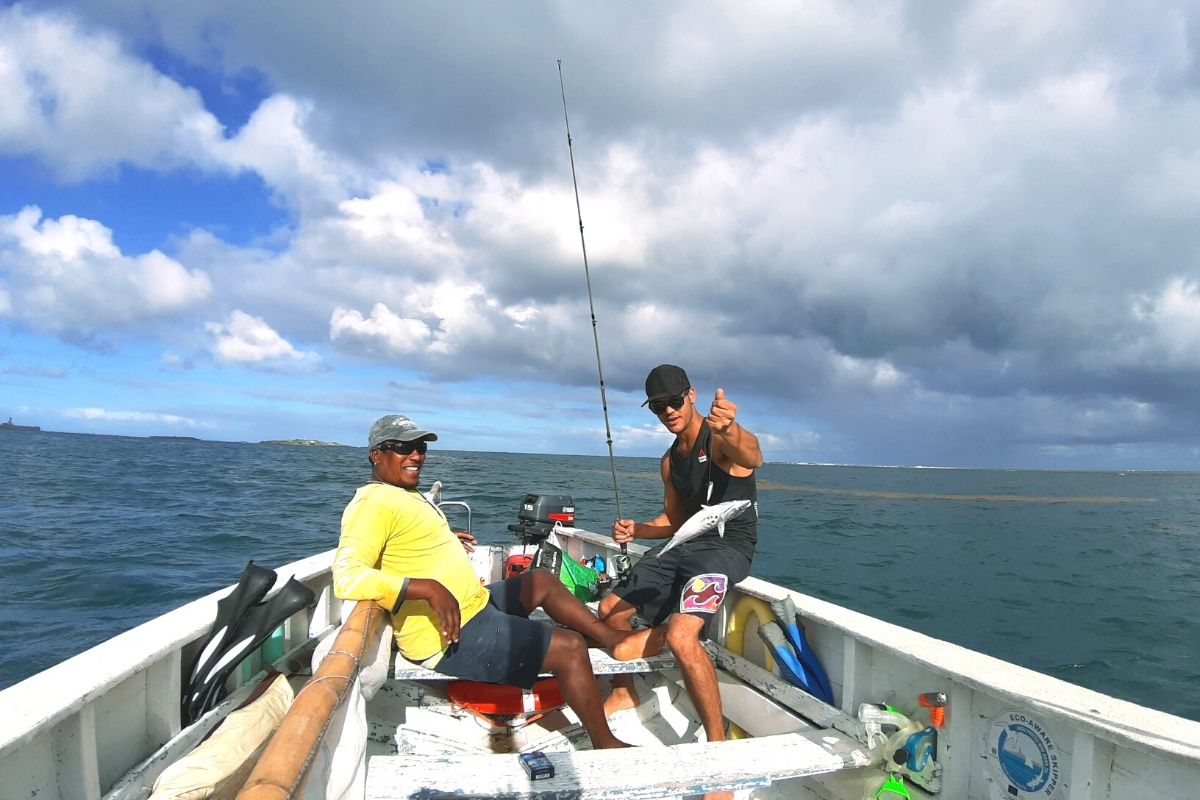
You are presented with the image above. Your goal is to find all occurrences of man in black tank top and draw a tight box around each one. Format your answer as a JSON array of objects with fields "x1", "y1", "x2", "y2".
[{"x1": 598, "y1": 364, "x2": 762, "y2": 777}]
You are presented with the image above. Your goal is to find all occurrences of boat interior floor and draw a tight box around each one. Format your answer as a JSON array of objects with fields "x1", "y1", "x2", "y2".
[{"x1": 364, "y1": 643, "x2": 879, "y2": 800}]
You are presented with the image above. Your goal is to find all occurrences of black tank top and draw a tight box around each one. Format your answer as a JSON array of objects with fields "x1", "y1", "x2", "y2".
[{"x1": 667, "y1": 420, "x2": 757, "y2": 560}]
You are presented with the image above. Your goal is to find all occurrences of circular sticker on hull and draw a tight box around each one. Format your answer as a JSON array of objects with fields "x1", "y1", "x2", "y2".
[{"x1": 984, "y1": 711, "x2": 1061, "y2": 799}]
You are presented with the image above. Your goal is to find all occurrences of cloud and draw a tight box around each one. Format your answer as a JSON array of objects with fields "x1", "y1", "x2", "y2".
[
  {"x1": 1131, "y1": 278, "x2": 1200, "y2": 370},
  {"x1": 217, "y1": 94, "x2": 355, "y2": 214},
  {"x1": 0, "y1": 206, "x2": 212, "y2": 338},
  {"x1": 64, "y1": 407, "x2": 197, "y2": 427},
  {"x1": 205, "y1": 309, "x2": 322, "y2": 371},
  {"x1": 0, "y1": 5, "x2": 225, "y2": 180},
  {"x1": 4, "y1": 364, "x2": 68, "y2": 378},
  {"x1": 4, "y1": 2, "x2": 1200, "y2": 466},
  {"x1": 329, "y1": 302, "x2": 432, "y2": 358}
]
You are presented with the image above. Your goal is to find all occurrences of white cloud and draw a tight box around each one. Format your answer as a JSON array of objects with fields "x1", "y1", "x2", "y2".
[
  {"x1": 4, "y1": 2, "x2": 1200, "y2": 465},
  {"x1": 205, "y1": 310, "x2": 321, "y2": 370},
  {"x1": 0, "y1": 5, "x2": 225, "y2": 180},
  {"x1": 3, "y1": 364, "x2": 68, "y2": 378},
  {"x1": 64, "y1": 407, "x2": 197, "y2": 427},
  {"x1": 329, "y1": 303, "x2": 433, "y2": 358},
  {"x1": 0, "y1": 206, "x2": 211, "y2": 335},
  {"x1": 217, "y1": 94, "x2": 354, "y2": 213},
  {"x1": 1131, "y1": 278, "x2": 1200, "y2": 369}
]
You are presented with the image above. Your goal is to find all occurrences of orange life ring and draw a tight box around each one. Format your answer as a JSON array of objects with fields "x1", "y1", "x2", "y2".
[{"x1": 447, "y1": 677, "x2": 564, "y2": 716}]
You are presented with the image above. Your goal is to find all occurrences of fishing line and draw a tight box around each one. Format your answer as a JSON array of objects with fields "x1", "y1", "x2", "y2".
[{"x1": 556, "y1": 60, "x2": 631, "y2": 578}]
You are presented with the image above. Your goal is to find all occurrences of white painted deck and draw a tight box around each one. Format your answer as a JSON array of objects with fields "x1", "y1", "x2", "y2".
[{"x1": 367, "y1": 729, "x2": 870, "y2": 799}]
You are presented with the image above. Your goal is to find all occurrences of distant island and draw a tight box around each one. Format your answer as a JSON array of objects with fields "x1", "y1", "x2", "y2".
[
  {"x1": 260, "y1": 438, "x2": 346, "y2": 447},
  {"x1": 1, "y1": 417, "x2": 40, "y2": 432},
  {"x1": 147, "y1": 435, "x2": 201, "y2": 441}
]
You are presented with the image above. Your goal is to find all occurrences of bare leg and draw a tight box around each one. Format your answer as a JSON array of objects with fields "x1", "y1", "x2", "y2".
[
  {"x1": 541, "y1": 627, "x2": 631, "y2": 749},
  {"x1": 520, "y1": 569, "x2": 663, "y2": 659},
  {"x1": 597, "y1": 592, "x2": 643, "y2": 715},
  {"x1": 666, "y1": 614, "x2": 732, "y2": 800}
]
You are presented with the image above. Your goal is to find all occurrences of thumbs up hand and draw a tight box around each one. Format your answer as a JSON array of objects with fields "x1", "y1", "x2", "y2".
[{"x1": 707, "y1": 387, "x2": 737, "y2": 433}]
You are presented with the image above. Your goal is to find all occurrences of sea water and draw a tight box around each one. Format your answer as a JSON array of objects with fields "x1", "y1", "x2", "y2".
[{"x1": 1, "y1": 431, "x2": 1197, "y2": 722}]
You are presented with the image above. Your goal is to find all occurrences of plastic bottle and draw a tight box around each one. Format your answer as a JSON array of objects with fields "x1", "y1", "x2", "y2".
[
  {"x1": 858, "y1": 703, "x2": 912, "y2": 750},
  {"x1": 882, "y1": 717, "x2": 926, "y2": 768}
]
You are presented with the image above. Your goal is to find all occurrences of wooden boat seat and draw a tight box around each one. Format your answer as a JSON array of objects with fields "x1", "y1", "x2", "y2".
[
  {"x1": 391, "y1": 648, "x2": 678, "y2": 681},
  {"x1": 365, "y1": 728, "x2": 872, "y2": 799}
]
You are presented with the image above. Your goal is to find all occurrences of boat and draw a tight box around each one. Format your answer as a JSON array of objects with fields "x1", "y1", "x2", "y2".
[
  {"x1": 1, "y1": 417, "x2": 40, "y2": 431},
  {"x1": 1, "y1": 487, "x2": 1197, "y2": 799}
]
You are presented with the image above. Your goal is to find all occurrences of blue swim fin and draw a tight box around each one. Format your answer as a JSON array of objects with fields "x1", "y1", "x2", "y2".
[
  {"x1": 184, "y1": 573, "x2": 316, "y2": 723},
  {"x1": 756, "y1": 621, "x2": 820, "y2": 696},
  {"x1": 770, "y1": 596, "x2": 834, "y2": 704}
]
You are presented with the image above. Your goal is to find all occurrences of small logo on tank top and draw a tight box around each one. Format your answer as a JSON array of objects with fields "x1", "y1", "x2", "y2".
[{"x1": 698, "y1": 448, "x2": 707, "y2": 463}]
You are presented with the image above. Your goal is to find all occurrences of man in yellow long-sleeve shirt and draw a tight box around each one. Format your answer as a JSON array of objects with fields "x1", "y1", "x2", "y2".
[{"x1": 333, "y1": 413, "x2": 654, "y2": 750}]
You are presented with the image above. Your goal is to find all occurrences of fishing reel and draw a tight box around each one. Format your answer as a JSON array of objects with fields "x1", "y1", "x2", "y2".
[{"x1": 612, "y1": 551, "x2": 632, "y2": 582}]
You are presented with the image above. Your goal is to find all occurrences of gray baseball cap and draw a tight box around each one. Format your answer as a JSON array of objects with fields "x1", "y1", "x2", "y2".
[{"x1": 367, "y1": 414, "x2": 439, "y2": 449}]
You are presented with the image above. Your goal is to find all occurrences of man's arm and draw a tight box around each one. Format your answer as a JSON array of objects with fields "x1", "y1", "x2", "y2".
[
  {"x1": 332, "y1": 494, "x2": 462, "y2": 642},
  {"x1": 332, "y1": 497, "x2": 409, "y2": 611},
  {"x1": 612, "y1": 454, "x2": 683, "y2": 543},
  {"x1": 707, "y1": 387, "x2": 763, "y2": 474}
]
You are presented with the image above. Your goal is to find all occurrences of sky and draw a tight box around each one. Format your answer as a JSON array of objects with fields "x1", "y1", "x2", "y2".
[{"x1": 2, "y1": 1, "x2": 1199, "y2": 470}]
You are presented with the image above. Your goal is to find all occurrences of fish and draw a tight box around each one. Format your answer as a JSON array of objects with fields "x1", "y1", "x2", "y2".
[
  {"x1": 423, "y1": 480, "x2": 443, "y2": 504},
  {"x1": 656, "y1": 499, "x2": 752, "y2": 557}
]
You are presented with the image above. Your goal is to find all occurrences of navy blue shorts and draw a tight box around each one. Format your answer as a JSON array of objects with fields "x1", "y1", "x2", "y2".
[
  {"x1": 613, "y1": 540, "x2": 752, "y2": 626},
  {"x1": 431, "y1": 575, "x2": 553, "y2": 689}
]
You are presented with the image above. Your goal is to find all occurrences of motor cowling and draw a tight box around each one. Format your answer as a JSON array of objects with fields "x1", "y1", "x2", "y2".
[{"x1": 507, "y1": 492, "x2": 575, "y2": 544}]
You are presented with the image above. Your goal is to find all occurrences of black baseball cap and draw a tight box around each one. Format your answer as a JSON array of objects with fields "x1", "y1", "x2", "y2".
[{"x1": 641, "y1": 364, "x2": 691, "y2": 406}]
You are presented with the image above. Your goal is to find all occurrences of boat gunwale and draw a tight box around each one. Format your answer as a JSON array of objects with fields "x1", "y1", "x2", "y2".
[
  {"x1": 562, "y1": 526, "x2": 1200, "y2": 763},
  {"x1": 0, "y1": 550, "x2": 335, "y2": 755}
]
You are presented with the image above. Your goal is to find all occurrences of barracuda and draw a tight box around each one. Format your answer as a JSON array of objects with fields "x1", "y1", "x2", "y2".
[{"x1": 656, "y1": 499, "x2": 753, "y2": 558}]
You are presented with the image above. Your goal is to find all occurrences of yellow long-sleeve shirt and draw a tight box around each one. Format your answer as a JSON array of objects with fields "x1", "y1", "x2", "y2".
[{"x1": 332, "y1": 482, "x2": 489, "y2": 661}]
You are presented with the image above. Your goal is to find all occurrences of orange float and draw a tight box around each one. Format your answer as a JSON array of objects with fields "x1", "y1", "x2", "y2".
[{"x1": 446, "y1": 677, "x2": 564, "y2": 716}]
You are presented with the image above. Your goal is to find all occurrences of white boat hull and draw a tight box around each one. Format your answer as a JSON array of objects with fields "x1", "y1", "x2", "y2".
[{"x1": 1, "y1": 528, "x2": 1197, "y2": 799}]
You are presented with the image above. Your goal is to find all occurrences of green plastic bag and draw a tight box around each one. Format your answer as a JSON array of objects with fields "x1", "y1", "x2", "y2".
[
  {"x1": 533, "y1": 540, "x2": 602, "y2": 601},
  {"x1": 559, "y1": 554, "x2": 603, "y2": 601}
]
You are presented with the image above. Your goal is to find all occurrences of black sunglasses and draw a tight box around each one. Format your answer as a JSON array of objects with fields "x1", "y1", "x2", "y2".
[
  {"x1": 648, "y1": 391, "x2": 688, "y2": 415},
  {"x1": 376, "y1": 440, "x2": 428, "y2": 456}
]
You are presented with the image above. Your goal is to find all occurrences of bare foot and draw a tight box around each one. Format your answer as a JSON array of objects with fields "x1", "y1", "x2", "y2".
[
  {"x1": 602, "y1": 677, "x2": 639, "y2": 716},
  {"x1": 595, "y1": 738, "x2": 635, "y2": 749},
  {"x1": 702, "y1": 791, "x2": 734, "y2": 800},
  {"x1": 611, "y1": 626, "x2": 666, "y2": 661}
]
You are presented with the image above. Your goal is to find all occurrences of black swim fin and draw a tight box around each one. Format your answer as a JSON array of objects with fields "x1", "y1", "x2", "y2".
[
  {"x1": 182, "y1": 561, "x2": 276, "y2": 724},
  {"x1": 185, "y1": 576, "x2": 317, "y2": 722}
]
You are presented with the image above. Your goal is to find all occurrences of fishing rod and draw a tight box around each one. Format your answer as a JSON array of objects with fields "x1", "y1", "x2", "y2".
[{"x1": 556, "y1": 60, "x2": 631, "y2": 581}]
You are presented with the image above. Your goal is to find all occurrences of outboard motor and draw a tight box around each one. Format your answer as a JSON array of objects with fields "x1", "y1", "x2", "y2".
[
  {"x1": 505, "y1": 492, "x2": 614, "y2": 596},
  {"x1": 506, "y1": 492, "x2": 576, "y2": 545}
]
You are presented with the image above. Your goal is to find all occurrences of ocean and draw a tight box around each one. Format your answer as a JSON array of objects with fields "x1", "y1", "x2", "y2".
[{"x1": 1, "y1": 430, "x2": 1197, "y2": 723}]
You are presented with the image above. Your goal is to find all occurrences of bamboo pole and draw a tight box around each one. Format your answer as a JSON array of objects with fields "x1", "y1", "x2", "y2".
[{"x1": 237, "y1": 600, "x2": 388, "y2": 800}]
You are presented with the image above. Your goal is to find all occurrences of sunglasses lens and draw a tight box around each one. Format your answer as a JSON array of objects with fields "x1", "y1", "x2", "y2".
[
  {"x1": 649, "y1": 393, "x2": 686, "y2": 414},
  {"x1": 383, "y1": 440, "x2": 427, "y2": 455}
]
